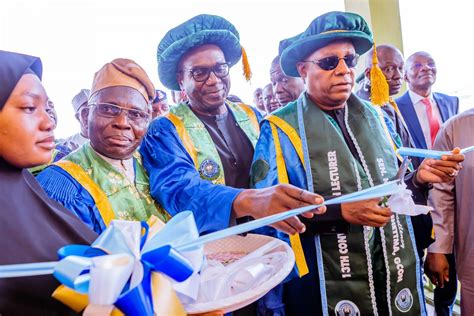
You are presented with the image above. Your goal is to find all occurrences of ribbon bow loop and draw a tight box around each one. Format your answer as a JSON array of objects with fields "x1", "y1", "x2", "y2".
[{"x1": 53, "y1": 213, "x2": 199, "y2": 315}]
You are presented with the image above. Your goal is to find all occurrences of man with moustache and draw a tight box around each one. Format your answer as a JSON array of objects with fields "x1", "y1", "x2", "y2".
[
  {"x1": 38, "y1": 59, "x2": 169, "y2": 234},
  {"x1": 251, "y1": 11, "x2": 463, "y2": 315},
  {"x1": 396, "y1": 51, "x2": 460, "y2": 316}
]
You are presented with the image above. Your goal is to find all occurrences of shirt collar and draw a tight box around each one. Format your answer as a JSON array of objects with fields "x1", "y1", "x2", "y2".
[
  {"x1": 408, "y1": 90, "x2": 433, "y2": 105},
  {"x1": 92, "y1": 148, "x2": 135, "y2": 181}
]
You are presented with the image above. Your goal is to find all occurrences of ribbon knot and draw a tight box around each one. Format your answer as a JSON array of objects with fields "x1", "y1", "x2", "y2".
[{"x1": 53, "y1": 212, "x2": 201, "y2": 315}]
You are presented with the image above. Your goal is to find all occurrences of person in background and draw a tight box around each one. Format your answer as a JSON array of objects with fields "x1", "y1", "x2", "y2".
[
  {"x1": 396, "y1": 51, "x2": 459, "y2": 315},
  {"x1": 170, "y1": 89, "x2": 187, "y2": 105},
  {"x1": 152, "y1": 89, "x2": 170, "y2": 118},
  {"x1": 252, "y1": 87, "x2": 266, "y2": 115},
  {"x1": 0, "y1": 50, "x2": 96, "y2": 314},
  {"x1": 357, "y1": 45, "x2": 438, "y2": 284},
  {"x1": 357, "y1": 45, "x2": 414, "y2": 150},
  {"x1": 262, "y1": 83, "x2": 281, "y2": 114},
  {"x1": 38, "y1": 58, "x2": 168, "y2": 234},
  {"x1": 397, "y1": 51, "x2": 459, "y2": 150},
  {"x1": 58, "y1": 89, "x2": 90, "y2": 151},
  {"x1": 269, "y1": 35, "x2": 304, "y2": 107}
]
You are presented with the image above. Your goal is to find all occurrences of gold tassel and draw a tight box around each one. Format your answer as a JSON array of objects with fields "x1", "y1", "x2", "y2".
[
  {"x1": 241, "y1": 46, "x2": 252, "y2": 82},
  {"x1": 370, "y1": 42, "x2": 389, "y2": 106}
]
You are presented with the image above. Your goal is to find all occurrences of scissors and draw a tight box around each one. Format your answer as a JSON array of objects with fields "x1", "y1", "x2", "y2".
[{"x1": 395, "y1": 156, "x2": 411, "y2": 182}]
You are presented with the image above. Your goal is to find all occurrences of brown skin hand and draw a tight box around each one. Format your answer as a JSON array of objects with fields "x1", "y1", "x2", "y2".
[
  {"x1": 232, "y1": 184, "x2": 327, "y2": 235},
  {"x1": 425, "y1": 252, "x2": 450, "y2": 288},
  {"x1": 416, "y1": 148, "x2": 464, "y2": 184}
]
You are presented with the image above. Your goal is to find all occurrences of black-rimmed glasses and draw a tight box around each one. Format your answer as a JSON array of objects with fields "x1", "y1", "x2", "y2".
[
  {"x1": 302, "y1": 54, "x2": 359, "y2": 71},
  {"x1": 184, "y1": 62, "x2": 230, "y2": 82},
  {"x1": 89, "y1": 103, "x2": 150, "y2": 124}
]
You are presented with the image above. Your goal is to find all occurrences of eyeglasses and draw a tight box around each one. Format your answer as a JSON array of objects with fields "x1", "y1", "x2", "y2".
[
  {"x1": 411, "y1": 62, "x2": 436, "y2": 71},
  {"x1": 184, "y1": 63, "x2": 230, "y2": 82},
  {"x1": 89, "y1": 103, "x2": 150, "y2": 124},
  {"x1": 302, "y1": 54, "x2": 359, "y2": 71}
]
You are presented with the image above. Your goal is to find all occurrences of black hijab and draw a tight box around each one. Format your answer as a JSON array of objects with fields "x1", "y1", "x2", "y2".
[
  {"x1": 0, "y1": 50, "x2": 97, "y2": 314},
  {"x1": 0, "y1": 50, "x2": 43, "y2": 109}
]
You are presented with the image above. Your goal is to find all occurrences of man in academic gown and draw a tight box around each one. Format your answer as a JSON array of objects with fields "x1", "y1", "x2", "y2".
[
  {"x1": 38, "y1": 59, "x2": 168, "y2": 234},
  {"x1": 250, "y1": 12, "x2": 463, "y2": 315}
]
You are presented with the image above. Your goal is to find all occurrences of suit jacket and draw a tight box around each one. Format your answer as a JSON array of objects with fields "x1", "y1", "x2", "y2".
[
  {"x1": 396, "y1": 91, "x2": 459, "y2": 149},
  {"x1": 396, "y1": 91, "x2": 459, "y2": 253}
]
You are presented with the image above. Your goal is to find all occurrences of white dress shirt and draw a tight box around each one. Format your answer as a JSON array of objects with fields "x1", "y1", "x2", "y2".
[{"x1": 408, "y1": 90, "x2": 443, "y2": 149}]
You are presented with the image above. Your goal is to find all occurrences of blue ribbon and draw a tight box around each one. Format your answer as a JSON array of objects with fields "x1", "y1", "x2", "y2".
[
  {"x1": 397, "y1": 146, "x2": 474, "y2": 159},
  {"x1": 0, "y1": 180, "x2": 405, "y2": 280},
  {"x1": 176, "y1": 179, "x2": 404, "y2": 252},
  {"x1": 53, "y1": 215, "x2": 196, "y2": 315}
]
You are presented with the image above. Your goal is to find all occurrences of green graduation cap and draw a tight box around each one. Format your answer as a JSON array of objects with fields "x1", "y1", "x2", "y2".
[
  {"x1": 280, "y1": 11, "x2": 374, "y2": 77},
  {"x1": 157, "y1": 14, "x2": 249, "y2": 90},
  {"x1": 278, "y1": 33, "x2": 301, "y2": 57}
]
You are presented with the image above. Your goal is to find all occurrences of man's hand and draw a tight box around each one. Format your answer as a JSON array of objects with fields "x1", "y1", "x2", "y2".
[
  {"x1": 232, "y1": 184, "x2": 326, "y2": 235},
  {"x1": 341, "y1": 198, "x2": 392, "y2": 227},
  {"x1": 425, "y1": 252, "x2": 450, "y2": 288},
  {"x1": 416, "y1": 148, "x2": 465, "y2": 184}
]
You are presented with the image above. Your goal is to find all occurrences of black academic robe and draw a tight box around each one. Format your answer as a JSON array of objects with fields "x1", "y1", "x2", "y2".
[{"x1": 0, "y1": 159, "x2": 97, "y2": 315}]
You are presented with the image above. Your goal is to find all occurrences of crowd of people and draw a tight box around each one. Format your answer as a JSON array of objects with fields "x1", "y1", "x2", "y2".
[{"x1": 0, "y1": 9, "x2": 472, "y2": 316}]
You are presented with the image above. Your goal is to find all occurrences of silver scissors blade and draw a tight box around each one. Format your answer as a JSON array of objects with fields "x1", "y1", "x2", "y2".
[{"x1": 395, "y1": 156, "x2": 411, "y2": 182}]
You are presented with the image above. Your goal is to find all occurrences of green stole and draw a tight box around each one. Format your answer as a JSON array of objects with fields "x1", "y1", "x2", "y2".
[
  {"x1": 58, "y1": 143, "x2": 169, "y2": 224},
  {"x1": 166, "y1": 101, "x2": 259, "y2": 184},
  {"x1": 276, "y1": 94, "x2": 423, "y2": 315}
]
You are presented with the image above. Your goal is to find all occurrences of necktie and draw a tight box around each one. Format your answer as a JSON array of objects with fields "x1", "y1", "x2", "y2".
[{"x1": 421, "y1": 98, "x2": 440, "y2": 147}]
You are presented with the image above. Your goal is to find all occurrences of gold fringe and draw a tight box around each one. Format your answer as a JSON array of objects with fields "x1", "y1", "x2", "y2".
[
  {"x1": 241, "y1": 46, "x2": 252, "y2": 82},
  {"x1": 370, "y1": 42, "x2": 389, "y2": 106}
]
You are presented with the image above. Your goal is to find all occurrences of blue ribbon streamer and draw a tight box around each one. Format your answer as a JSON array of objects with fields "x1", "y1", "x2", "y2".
[
  {"x1": 176, "y1": 179, "x2": 403, "y2": 252},
  {"x1": 397, "y1": 146, "x2": 474, "y2": 159},
  {"x1": 0, "y1": 179, "x2": 403, "y2": 281}
]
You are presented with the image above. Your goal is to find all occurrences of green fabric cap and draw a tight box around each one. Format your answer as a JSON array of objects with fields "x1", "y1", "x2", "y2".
[
  {"x1": 280, "y1": 11, "x2": 373, "y2": 77},
  {"x1": 278, "y1": 33, "x2": 301, "y2": 56},
  {"x1": 157, "y1": 14, "x2": 242, "y2": 90}
]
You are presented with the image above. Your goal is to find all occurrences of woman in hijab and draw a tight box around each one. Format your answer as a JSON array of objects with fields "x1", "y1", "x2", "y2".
[{"x1": 0, "y1": 50, "x2": 97, "y2": 314}]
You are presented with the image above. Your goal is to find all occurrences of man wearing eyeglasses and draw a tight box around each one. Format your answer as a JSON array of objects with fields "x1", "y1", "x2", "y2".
[
  {"x1": 140, "y1": 15, "x2": 328, "y2": 241},
  {"x1": 37, "y1": 59, "x2": 169, "y2": 234},
  {"x1": 396, "y1": 52, "x2": 459, "y2": 150},
  {"x1": 396, "y1": 51, "x2": 460, "y2": 316},
  {"x1": 250, "y1": 11, "x2": 464, "y2": 315}
]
